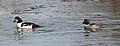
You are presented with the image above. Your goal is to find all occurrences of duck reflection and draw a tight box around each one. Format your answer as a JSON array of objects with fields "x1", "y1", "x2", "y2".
[{"x1": 15, "y1": 28, "x2": 32, "y2": 40}]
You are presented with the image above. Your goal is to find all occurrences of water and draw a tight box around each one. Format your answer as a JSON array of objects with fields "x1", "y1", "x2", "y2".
[{"x1": 0, "y1": 12, "x2": 119, "y2": 46}]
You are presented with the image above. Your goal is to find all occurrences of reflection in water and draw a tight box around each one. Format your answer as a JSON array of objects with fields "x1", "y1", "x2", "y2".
[{"x1": 15, "y1": 28, "x2": 32, "y2": 40}]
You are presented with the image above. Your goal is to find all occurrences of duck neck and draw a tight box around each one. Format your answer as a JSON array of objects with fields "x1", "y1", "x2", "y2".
[{"x1": 17, "y1": 22, "x2": 23, "y2": 28}]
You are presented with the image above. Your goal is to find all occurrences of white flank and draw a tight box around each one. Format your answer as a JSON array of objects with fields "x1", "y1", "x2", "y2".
[{"x1": 17, "y1": 23, "x2": 32, "y2": 28}]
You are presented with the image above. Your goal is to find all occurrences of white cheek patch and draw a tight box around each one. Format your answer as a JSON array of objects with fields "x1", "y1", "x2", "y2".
[{"x1": 15, "y1": 19, "x2": 18, "y2": 22}]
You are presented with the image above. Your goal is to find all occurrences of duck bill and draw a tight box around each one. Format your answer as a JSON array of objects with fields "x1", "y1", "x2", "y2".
[
  {"x1": 13, "y1": 20, "x2": 15, "y2": 23},
  {"x1": 82, "y1": 22, "x2": 85, "y2": 24},
  {"x1": 13, "y1": 19, "x2": 16, "y2": 23}
]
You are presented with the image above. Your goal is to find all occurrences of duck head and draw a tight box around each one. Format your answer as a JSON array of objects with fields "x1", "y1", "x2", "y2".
[
  {"x1": 13, "y1": 16, "x2": 23, "y2": 23},
  {"x1": 82, "y1": 19, "x2": 91, "y2": 25}
]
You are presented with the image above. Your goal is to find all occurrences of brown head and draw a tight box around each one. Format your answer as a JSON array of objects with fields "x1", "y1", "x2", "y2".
[{"x1": 82, "y1": 19, "x2": 91, "y2": 25}]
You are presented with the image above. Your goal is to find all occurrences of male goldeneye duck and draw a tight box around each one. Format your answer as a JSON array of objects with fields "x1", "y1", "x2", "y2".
[
  {"x1": 82, "y1": 19, "x2": 102, "y2": 33},
  {"x1": 13, "y1": 16, "x2": 40, "y2": 28}
]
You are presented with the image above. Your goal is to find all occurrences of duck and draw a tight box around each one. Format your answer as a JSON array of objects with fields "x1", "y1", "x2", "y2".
[
  {"x1": 82, "y1": 19, "x2": 102, "y2": 33},
  {"x1": 13, "y1": 16, "x2": 41, "y2": 28}
]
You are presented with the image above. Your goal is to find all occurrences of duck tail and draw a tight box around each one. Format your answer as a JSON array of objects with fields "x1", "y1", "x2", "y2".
[
  {"x1": 99, "y1": 24, "x2": 105, "y2": 28},
  {"x1": 32, "y1": 23, "x2": 44, "y2": 28}
]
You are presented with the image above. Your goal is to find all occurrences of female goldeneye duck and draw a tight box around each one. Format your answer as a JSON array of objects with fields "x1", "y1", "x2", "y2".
[
  {"x1": 13, "y1": 16, "x2": 40, "y2": 28},
  {"x1": 82, "y1": 19, "x2": 101, "y2": 33}
]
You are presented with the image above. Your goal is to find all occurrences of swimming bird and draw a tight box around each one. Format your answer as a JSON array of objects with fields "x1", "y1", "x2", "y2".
[
  {"x1": 82, "y1": 19, "x2": 102, "y2": 33},
  {"x1": 13, "y1": 16, "x2": 41, "y2": 28}
]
